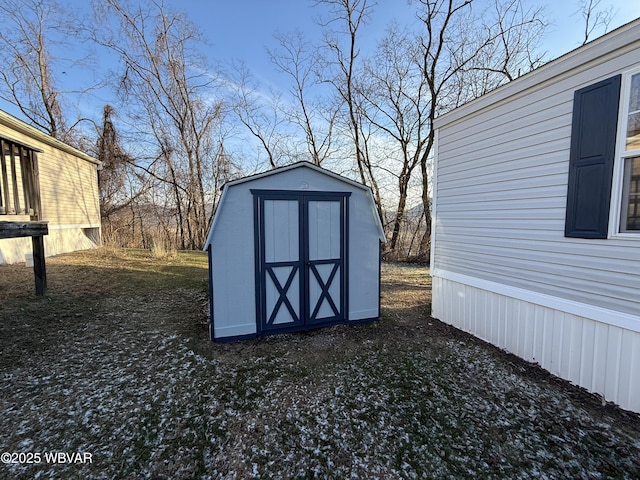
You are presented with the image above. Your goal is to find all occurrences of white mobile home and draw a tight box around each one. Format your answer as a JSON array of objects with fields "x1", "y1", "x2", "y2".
[
  {"x1": 203, "y1": 162, "x2": 385, "y2": 342},
  {"x1": 0, "y1": 110, "x2": 101, "y2": 265},
  {"x1": 431, "y1": 20, "x2": 640, "y2": 413}
]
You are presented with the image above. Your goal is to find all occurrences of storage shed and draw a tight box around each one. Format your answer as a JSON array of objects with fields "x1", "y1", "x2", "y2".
[
  {"x1": 431, "y1": 19, "x2": 640, "y2": 413},
  {"x1": 0, "y1": 109, "x2": 101, "y2": 265},
  {"x1": 203, "y1": 161, "x2": 385, "y2": 342}
]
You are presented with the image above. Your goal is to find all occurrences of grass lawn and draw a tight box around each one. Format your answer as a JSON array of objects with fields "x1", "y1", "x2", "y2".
[{"x1": 1, "y1": 248, "x2": 639, "y2": 479}]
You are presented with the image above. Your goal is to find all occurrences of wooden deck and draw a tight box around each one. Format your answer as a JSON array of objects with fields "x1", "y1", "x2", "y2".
[
  {"x1": 0, "y1": 137, "x2": 47, "y2": 294},
  {"x1": 0, "y1": 221, "x2": 48, "y2": 295}
]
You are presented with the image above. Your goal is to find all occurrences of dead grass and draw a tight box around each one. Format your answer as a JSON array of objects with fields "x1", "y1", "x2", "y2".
[{"x1": 0, "y1": 248, "x2": 639, "y2": 479}]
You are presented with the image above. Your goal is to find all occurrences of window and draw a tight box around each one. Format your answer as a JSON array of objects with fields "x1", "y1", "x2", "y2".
[
  {"x1": 620, "y1": 157, "x2": 640, "y2": 231},
  {"x1": 564, "y1": 69, "x2": 640, "y2": 238},
  {"x1": 618, "y1": 71, "x2": 640, "y2": 233},
  {"x1": 625, "y1": 73, "x2": 640, "y2": 150}
]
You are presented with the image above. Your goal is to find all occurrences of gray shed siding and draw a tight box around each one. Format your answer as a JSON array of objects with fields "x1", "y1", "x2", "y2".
[
  {"x1": 433, "y1": 38, "x2": 640, "y2": 318},
  {"x1": 206, "y1": 163, "x2": 384, "y2": 340}
]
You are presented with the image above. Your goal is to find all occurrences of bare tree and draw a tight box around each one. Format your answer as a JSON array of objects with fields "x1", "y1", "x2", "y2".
[
  {"x1": 92, "y1": 0, "x2": 228, "y2": 249},
  {"x1": 317, "y1": 0, "x2": 385, "y2": 223},
  {"x1": 269, "y1": 31, "x2": 337, "y2": 166},
  {"x1": 359, "y1": 25, "x2": 428, "y2": 254},
  {"x1": 577, "y1": 0, "x2": 614, "y2": 45},
  {"x1": 229, "y1": 61, "x2": 289, "y2": 169},
  {"x1": 97, "y1": 104, "x2": 140, "y2": 221},
  {"x1": 476, "y1": 0, "x2": 546, "y2": 83},
  {"x1": 414, "y1": 0, "x2": 547, "y2": 257},
  {"x1": 0, "y1": 0, "x2": 69, "y2": 139}
]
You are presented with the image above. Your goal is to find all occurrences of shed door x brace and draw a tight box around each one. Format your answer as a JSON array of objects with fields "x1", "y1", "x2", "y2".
[{"x1": 252, "y1": 190, "x2": 350, "y2": 335}]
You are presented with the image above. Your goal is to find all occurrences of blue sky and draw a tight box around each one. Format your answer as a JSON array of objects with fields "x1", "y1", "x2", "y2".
[
  {"x1": 183, "y1": 0, "x2": 418, "y2": 90},
  {"x1": 177, "y1": 0, "x2": 640, "y2": 172},
  {"x1": 188, "y1": 0, "x2": 640, "y2": 81},
  {"x1": 87, "y1": 0, "x2": 639, "y2": 107},
  {"x1": 3, "y1": 0, "x2": 640, "y2": 130}
]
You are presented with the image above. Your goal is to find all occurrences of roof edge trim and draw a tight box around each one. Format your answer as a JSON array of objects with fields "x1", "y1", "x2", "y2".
[{"x1": 0, "y1": 110, "x2": 100, "y2": 166}]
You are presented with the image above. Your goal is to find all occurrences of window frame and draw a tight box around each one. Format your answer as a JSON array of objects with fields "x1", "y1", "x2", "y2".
[{"x1": 610, "y1": 66, "x2": 640, "y2": 238}]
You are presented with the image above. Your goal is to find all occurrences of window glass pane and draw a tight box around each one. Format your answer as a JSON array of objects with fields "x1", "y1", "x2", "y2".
[
  {"x1": 626, "y1": 73, "x2": 640, "y2": 150},
  {"x1": 621, "y1": 156, "x2": 640, "y2": 232},
  {"x1": 627, "y1": 113, "x2": 640, "y2": 150}
]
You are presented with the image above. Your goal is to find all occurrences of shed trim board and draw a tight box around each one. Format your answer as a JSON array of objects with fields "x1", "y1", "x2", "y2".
[
  {"x1": 223, "y1": 162, "x2": 371, "y2": 192},
  {"x1": 431, "y1": 18, "x2": 640, "y2": 412},
  {"x1": 205, "y1": 162, "x2": 385, "y2": 342}
]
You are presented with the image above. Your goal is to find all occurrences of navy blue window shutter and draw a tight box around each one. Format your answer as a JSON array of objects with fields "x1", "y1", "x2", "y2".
[{"x1": 565, "y1": 74, "x2": 621, "y2": 239}]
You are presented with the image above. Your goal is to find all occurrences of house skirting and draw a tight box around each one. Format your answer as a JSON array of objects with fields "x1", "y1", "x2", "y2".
[
  {"x1": 432, "y1": 270, "x2": 640, "y2": 414},
  {"x1": 0, "y1": 224, "x2": 101, "y2": 265}
]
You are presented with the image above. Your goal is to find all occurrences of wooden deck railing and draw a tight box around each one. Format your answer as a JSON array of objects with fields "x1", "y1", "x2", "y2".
[
  {"x1": 0, "y1": 136, "x2": 47, "y2": 294},
  {"x1": 0, "y1": 137, "x2": 42, "y2": 220}
]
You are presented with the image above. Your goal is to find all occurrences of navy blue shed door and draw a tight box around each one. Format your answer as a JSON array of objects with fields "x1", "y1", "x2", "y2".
[{"x1": 253, "y1": 190, "x2": 349, "y2": 335}]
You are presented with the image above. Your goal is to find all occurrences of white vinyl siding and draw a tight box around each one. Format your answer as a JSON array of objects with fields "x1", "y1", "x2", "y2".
[
  {"x1": 433, "y1": 46, "x2": 640, "y2": 319},
  {"x1": 433, "y1": 276, "x2": 640, "y2": 413},
  {"x1": 431, "y1": 19, "x2": 640, "y2": 413}
]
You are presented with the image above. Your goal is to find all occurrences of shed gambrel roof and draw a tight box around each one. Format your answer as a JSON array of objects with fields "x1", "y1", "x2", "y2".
[{"x1": 203, "y1": 161, "x2": 386, "y2": 249}]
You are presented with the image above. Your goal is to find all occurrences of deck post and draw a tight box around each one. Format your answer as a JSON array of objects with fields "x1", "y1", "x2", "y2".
[
  {"x1": 32, "y1": 234, "x2": 46, "y2": 295},
  {"x1": 0, "y1": 221, "x2": 49, "y2": 295}
]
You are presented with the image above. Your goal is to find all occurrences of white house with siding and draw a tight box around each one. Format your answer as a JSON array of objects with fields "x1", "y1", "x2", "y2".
[
  {"x1": 431, "y1": 19, "x2": 640, "y2": 413},
  {"x1": 0, "y1": 109, "x2": 101, "y2": 264},
  {"x1": 204, "y1": 162, "x2": 385, "y2": 342}
]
